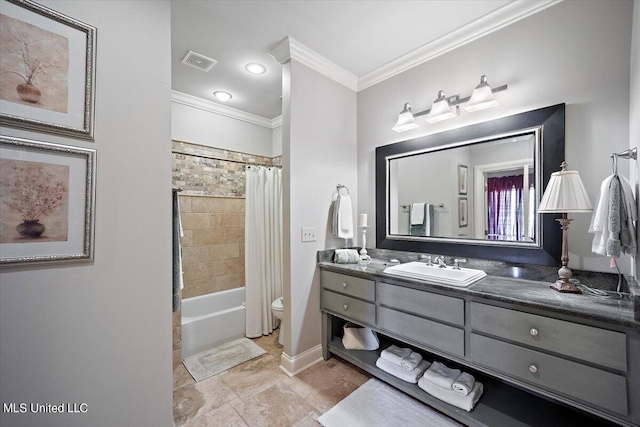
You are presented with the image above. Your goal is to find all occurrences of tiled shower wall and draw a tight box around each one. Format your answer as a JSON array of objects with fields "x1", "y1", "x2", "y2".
[{"x1": 172, "y1": 140, "x2": 280, "y2": 363}]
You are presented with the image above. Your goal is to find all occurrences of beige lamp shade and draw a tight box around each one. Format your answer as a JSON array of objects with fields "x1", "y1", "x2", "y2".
[{"x1": 538, "y1": 162, "x2": 593, "y2": 213}]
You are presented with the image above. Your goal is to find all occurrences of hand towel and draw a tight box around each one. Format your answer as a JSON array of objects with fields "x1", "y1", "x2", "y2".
[
  {"x1": 418, "y1": 376, "x2": 484, "y2": 412},
  {"x1": 380, "y1": 345, "x2": 412, "y2": 366},
  {"x1": 333, "y1": 194, "x2": 354, "y2": 239},
  {"x1": 410, "y1": 203, "x2": 426, "y2": 225},
  {"x1": 333, "y1": 249, "x2": 360, "y2": 264},
  {"x1": 452, "y1": 372, "x2": 476, "y2": 396},
  {"x1": 589, "y1": 175, "x2": 614, "y2": 256},
  {"x1": 606, "y1": 176, "x2": 622, "y2": 257},
  {"x1": 172, "y1": 189, "x2": 184, "y2": 312},
  {"x1": 590, "y1": 174, "x2": 637, "y2": 257},
  {"x1": 422, "y1": 361, "x2": 462, "y2": 390},
  {"x1": 376, "y1": 357, "x2": 430, "y2": 384},
  {"x1": 619, "y1": 175, "x2": 637, "y2": 254},
  {"x1": 401, "y1": 351, "x2": 423, "y2": 371}
]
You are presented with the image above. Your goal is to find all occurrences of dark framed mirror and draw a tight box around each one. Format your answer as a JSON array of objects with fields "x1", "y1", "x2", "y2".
[{"x1": 376, "y1": 103, "x2": 565, "y2": 265}]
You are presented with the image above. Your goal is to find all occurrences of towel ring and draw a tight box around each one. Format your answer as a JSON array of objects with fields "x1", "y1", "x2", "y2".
[{"x1": 337, "y1": 184, "x2": 350, "y2": 196}]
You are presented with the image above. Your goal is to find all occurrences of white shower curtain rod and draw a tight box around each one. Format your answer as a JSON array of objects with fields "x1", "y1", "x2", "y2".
[{"x1": 244, "y1": 164, "x2": 282, "y2": 169}]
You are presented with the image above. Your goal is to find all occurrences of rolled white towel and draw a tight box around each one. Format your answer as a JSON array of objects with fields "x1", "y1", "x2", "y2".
[
  {"x1": 418, "y1": 376, "x2": 484, "y2": 412},
  {"x1": 380, "y1": 345, "x2": 412, "y2": 366},
  {"x1": 333, "y1": 249, "x2": 360, "y2": 264},
  {"x1": 422, "y1": 361, "x2": 461, "y2": 390},
  {"x1": 452, "y1": 372, "x2": 476, "y2": 396},
  {"x1": 376, "y1": 357, "x2": 430, "y2": 384},
  {"x1": 401, "y1": 351, "x2": 423, "y2": 371}
]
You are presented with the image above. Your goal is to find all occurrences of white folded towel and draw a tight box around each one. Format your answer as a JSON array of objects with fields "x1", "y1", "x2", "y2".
[
  {"x1": 452, "y1": 372, "x2": 476, "y2": 396},
  {"x1": 422, "y1": 361, "x2": 461, "y2": 390},
  {"x1": 333, "y1": 249, "x2": 360, "y2": 264},
  {"x1": 380, "y1": 345, "x2": 412, "y2": 366},
  {"x1": 410, "y1": 203, "x2": 426, "y2": 225},
  {"x1": 333, "y1": 194, "x2": 354, "y2": 239},
  {"x1": 376, "y1": 357, "x2": 430, "y2": 384},
  {"x1": 401, "y1": 351, "x2": 423, "y2": 371},
  {"x1": 418, "y1": 376, "x2": 483, "y2": 412}
]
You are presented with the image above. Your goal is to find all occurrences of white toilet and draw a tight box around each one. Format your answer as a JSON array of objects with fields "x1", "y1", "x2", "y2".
[{"x1": 271, "y1": 296, "x2": 284, "y2": 345}]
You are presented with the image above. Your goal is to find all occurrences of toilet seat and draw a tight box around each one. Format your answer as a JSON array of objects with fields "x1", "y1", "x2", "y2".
[{"x1": 271, "y1": 296, "x2": 283, "y2": 311}]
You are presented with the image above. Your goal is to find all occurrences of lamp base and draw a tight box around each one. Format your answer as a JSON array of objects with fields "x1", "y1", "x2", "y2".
[{"x1": 550, "y1": 279, "x2": 582, "y2": 294}]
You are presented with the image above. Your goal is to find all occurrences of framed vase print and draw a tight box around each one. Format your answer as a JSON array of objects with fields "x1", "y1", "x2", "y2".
[
  {"x1": 0, "y1": 0, "x2": 96, "y2": 139},
  {"x1": 458, "y1": 197, "x2": 468, "y2": 228},
  {"x1": 458, "y1": 164, "x2": 468, "y2": 195},
  {"x1": 0, "y1": 135, "x2": 95, "y2": 266}
]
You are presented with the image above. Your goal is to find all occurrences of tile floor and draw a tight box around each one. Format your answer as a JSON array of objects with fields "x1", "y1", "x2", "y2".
[{"x1": 173, "y1": 330, "x2": 372, "y2": 427}]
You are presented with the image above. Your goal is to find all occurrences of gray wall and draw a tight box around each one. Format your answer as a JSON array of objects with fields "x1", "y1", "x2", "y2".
[
  {"x1": 358, "y1": 0, "x2": 634, "y2": 273},
  {"x1": 0, "y1": 2, "x2": 173, "y2": 426},
  {"x1": 283, "y1": 59, "x2": 357, "y2": 358}
]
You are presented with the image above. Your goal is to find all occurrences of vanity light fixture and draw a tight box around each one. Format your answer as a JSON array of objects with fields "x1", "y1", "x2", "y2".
[
  {"x1": 213, "y1": 91, "x2": 232, "y2": 102},
  {"x1": 464, "y1": 75, "x2": 499, "y2": 112},
  {"x1": 538, "y1": 161, "x2": 593, "y2": 294},
  {"x1": 392, "y1": 75, "x2": 508, "y2": 132},
  {"x1": 245, "y1": 62, "x2": 266, "y2": 75},
  {"x1": 425, "y1": 90, "x2": 459, "y2": 123},
  {"x1": 392, "y1": 103, "x2": 419, "y2": 132}
]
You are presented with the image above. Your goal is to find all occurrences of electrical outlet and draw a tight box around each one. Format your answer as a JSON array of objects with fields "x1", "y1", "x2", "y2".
[{"x1": 301, "y1": 227, "x2": 317, "y2": 242}]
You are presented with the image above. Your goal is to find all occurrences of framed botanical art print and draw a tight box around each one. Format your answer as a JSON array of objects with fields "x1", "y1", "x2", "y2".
[
  {"x1": 458, "y1": 164, "x2": 468, "y2": 195},
  {"x1": 0, "y1": 135, "x2": 95, "y2": 266},
  {"x1": 458, "y1": 197, "x2": 468, "y2": 228},
  {"x1": 0, "y1": 0, "x2": 96, "y2": 139}
]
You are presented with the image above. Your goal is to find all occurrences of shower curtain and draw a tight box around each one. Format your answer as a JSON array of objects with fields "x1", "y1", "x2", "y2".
[{"x1": 245, "y1": 166, "x2": 282, "y2": 338}]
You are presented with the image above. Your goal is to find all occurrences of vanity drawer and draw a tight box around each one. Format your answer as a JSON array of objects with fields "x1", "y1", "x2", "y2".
[
  {"x1": 470, "y1": 333, "x2": 628, "y2": 415},
  {"x1": 377, "y1": 306, "x2": 464, "y2": 357},
  {"x1": 378, "y1": 282, "x2": 464, "y2": 325},
  {"x1": 321, "y1": 270, "x2": 375, "y2": 302},
  {"x1": 321, "y1": 290, "x2": 376, "y2": 325},
  {"x1": 470, "y1": 302, "x2": 627, "y2": 372}
]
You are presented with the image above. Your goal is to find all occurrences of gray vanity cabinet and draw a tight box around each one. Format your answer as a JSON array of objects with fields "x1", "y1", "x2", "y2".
[{"x1": 320, "y1": 267, "x2": 640, "y2": 427}]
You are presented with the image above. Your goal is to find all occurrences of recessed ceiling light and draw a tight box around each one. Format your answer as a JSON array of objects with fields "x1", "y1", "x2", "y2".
[
  {"x1": 213, "y1": 91, "x2": 232, "y2": 102},
  {"x1": 245, "y1": 62, "x2": 266, "y2": 75}
]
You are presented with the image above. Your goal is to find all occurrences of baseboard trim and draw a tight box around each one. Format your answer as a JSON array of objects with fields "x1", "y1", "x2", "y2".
[{"x1": 279, "y1": 344, "x2": 324, "y2": 377}]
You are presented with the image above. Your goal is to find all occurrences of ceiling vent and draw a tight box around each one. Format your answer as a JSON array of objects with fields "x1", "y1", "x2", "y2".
[{"x1": 181, "y1": 50, "x2": 217, "y2": 72}]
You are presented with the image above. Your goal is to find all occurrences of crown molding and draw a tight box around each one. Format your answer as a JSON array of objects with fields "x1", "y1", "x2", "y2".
[
  {"x1": 270, "y1": 37, "x2": 358, "y2": 91},
  {"x1": 358, "y1": 0, "x2": 562, "y2": 91},
  {"x1": 171, "y1": 91, "x2": 276, "y2": 129},
  {"x1": 271, "y1": 115, "x2": 283, "y2": 128}
]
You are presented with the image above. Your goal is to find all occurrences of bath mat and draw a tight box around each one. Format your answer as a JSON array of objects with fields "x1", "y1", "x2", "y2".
[
  {"x1": 182, "y1": 337, "x2": 266, "y2": 382},
  {"x1": 318, "y1": 378, "x2": 463, "y2": 427}
]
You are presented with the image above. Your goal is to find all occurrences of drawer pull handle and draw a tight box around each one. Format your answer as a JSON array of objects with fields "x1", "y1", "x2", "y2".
[
  {"x1": 530, "y1": 328, "x2": 539, "y2": 337},
  {"x1": 529, "y1": 364, "x2": 538, "y2": 374},
  {"x1": 343, "y1": 304, "x2": 349, "y2": 311},
  {"x1": 342, "y1": 282, "x2": 348, "y2": 288}
]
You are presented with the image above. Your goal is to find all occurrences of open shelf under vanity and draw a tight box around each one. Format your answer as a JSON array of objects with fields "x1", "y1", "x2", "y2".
[{"x1": 327, "y1": 331, "x2": 618, "y2": 427}]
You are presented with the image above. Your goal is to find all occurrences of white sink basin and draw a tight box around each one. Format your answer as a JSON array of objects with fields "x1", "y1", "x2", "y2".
[{"x1": 383, "y1": 262, "x2": 486, "y2": 287}]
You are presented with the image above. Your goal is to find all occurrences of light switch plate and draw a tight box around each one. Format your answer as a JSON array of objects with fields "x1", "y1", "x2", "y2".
[{"x1": 301, "y1": 227, "x2": 317, "y2": 242}]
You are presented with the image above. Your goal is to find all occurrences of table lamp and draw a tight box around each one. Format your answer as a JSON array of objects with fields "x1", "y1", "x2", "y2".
[{"x1": 538, "y1": 162, "x2": 593, "y2": 293}]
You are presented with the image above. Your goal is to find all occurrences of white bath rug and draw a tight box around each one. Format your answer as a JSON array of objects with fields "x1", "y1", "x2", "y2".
[
  {"x1": 318, "y1": 378, "x2": 463, "y2": 427},
  {"x1": 182, "y1": 337, "x2": 266, "y2": 382}
]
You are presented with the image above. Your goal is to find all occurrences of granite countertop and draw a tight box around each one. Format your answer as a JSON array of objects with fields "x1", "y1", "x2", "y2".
[{"x1": 318, "y1": 249, "x2": 640, "y2": 330}]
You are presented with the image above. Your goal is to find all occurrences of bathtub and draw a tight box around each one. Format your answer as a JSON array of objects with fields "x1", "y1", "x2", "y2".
[{"x1": 181, "y1": 287, "x2": 246, "y2": 358}]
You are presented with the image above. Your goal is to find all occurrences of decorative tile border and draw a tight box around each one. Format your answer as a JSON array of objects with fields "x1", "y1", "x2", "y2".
[{"x1": 172, "y1": 140, "x2": 280, "y2": 197}]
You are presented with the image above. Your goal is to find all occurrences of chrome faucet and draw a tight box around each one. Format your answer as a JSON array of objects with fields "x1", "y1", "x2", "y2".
[
  {"x1": 433, "y1": 256, "x2": 447, "y2": 268},
  {"x1": 453, "y1": 258, "x2": 467, "y2": 270},
  {"x1": 419, "y1": 254, "x2": 433, "y2": 266}
]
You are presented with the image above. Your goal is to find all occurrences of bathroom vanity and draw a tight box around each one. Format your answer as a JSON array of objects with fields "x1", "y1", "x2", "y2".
[{"x1": 319, "y1": 258, "x2": 640, "y2": 427}]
